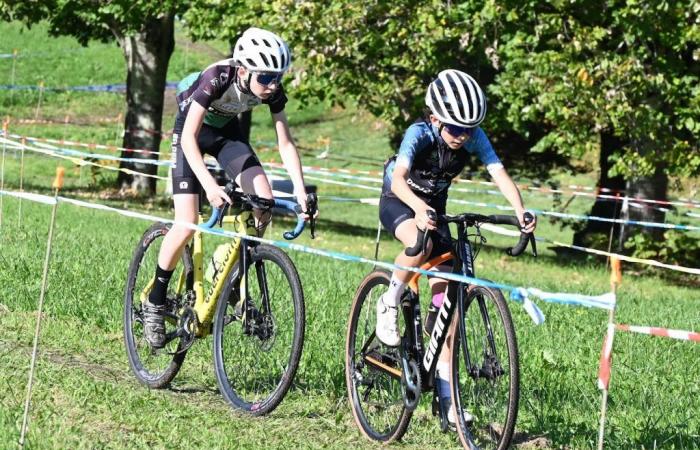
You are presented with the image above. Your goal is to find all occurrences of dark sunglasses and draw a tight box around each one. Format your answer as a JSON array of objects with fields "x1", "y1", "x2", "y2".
[
  {"x1": 443, "y1": 123, "x2": 475, "y2": 137},
  {"x1": 256, "y1": 72, "x2": 283, "y2": 86}
]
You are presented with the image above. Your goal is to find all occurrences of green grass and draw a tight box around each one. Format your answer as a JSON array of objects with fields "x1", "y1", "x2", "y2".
[{"x1": 1, "y1": 20, "x2": 700, "y2": 450}]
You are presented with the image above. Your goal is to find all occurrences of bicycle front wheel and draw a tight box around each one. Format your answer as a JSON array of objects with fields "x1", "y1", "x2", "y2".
[
  {"x1": 123, "y1": 222, "x2": 193, "y2": 389},
  {"x1": 345, "y1": 270, "x2": 411, "y2": 443},
  {"x1": 212, "y1": 244, "x2": 305, "y2": 415},
  {"x1": 449, "y1": 284, "x2": 519, "y2": 450}
]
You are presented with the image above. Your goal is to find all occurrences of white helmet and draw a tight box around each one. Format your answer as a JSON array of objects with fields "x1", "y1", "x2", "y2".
[
  {"x1": 233, "y1": 27, "x2": 291, "y2": 73},
  {"x1": 425, "y1": 70, "x2": 487, "y2": 127}
]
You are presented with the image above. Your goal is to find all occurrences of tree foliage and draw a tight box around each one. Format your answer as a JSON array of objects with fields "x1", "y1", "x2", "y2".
[
  {"x1": 2, "y1": 0, "x2": 186, "y2": 194},
  {"x1": 486, "y1": 0, "x2": 700, "y2": 180},
  {"x1": 1, "y1": 0, "x2": 185, "y2": 43},
  {"x1": 270, "y1": 1, "x2": 493, "y2": 145}
]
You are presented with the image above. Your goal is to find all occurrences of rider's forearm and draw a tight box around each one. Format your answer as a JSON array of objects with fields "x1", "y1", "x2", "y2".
[
  {"x1": 278, "y1": 143, "x2": 307, "y2": 195},
  {"x1": 492, "y1": 168, "x2": 525, "y2": 215},
  {"x1": 391, "y1": 174, "x2": 427, "y2": 212}
]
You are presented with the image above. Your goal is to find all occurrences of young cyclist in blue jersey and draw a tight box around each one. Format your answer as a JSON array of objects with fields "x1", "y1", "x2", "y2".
[
  {"x1": 142, "y1": 27, "x2": 316, "y2": 348},
  {"x1": 376, "y1": 69, "x2": 537, "y2": 426}
]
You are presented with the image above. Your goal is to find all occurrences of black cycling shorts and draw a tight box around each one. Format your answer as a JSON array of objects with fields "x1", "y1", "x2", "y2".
[
  {"x1": 379, "y1": 195, "x2": 453, "y2": 260},
  {"x1": 170, "y1": 113, "x2": 262, "y2": 195}
]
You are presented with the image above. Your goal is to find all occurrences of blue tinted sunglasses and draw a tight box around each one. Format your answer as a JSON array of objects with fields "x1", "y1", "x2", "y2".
[
  {"x1": 443, "y1": 123, "x2": 475, "y2": 137},
  {"x1": 256, "y1": 72, "x2": 283, "y2": 86}
]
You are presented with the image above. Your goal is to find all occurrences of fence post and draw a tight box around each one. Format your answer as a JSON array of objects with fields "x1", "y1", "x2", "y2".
[
  {"x1": 0, "y1": 118, "x2": 8, "y2": 229},
  {"x1": 18, "y1": 166, "x2": 64, "y2": 448},
  {"x1": 597, "y1": 256, "x2": 622, "y2": 450},
  {"x1": 18, "y1": 136, "x2": 25, "y2": 227}
]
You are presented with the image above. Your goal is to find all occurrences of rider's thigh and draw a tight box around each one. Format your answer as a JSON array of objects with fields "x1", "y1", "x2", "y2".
[{"x1": 236, "y1": 165, "x2": 273, "y2": 200}]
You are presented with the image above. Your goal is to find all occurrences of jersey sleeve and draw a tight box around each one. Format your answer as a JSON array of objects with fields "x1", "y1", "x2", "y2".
[
  {"x1": 190, "y1": 66, "x2": 229, "y2": 110},
  {"x1": 263, "y1": 85, "x2": 288, "y2": 114},
  {"x1": 465, "y1": 128, "x2": 504, "y2": 174},
  {"x1": 396, "y1": 123, "x2": 434, "y2": 170}
]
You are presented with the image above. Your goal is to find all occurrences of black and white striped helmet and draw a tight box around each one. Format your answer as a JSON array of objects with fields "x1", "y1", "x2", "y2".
[
  {"x1": 233, "y1": 27, "x2": 291, "y2": 74},
  {"x1": 425, "y1": 70, "x2": 487, "y2": 127}
]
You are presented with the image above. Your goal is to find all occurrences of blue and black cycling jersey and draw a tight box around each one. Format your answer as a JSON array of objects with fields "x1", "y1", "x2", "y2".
[{"x1": 382, "y1": 121, "x2": 503, "y2": 202}]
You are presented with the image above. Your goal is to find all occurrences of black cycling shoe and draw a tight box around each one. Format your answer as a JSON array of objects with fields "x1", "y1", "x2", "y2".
[
  {"x1": 424, "y1": 304, "x2": 439, "y2": 336},
  {"x1": 142, "y1": 299, "x2": 166, "y2": 349}
]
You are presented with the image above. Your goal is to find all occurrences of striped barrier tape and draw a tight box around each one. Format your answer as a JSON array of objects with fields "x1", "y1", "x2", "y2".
[
  {"x1": 265, "y1": 168, "x2": 700, "y2": 233},
  {"x1": 0, "y1": 82, "x2": 178, "y2": 93},
  {"x1": 7, "y1": 117, "x2": 174, "y2": 138},
  {"x1": 4, "y1": 133, "x2": 697, "y2": 275},
  {"x1": 2, "y1": 132, "x2": 700, "y2": 239},
  {"x1": 597, "y1": 323, "x2": 616, "y2": 390},
  {"x1": 17, "y1": 138, "x2": 169, "y2": 166},
  {"x1": 307, "y1": 195, "x2": 700, "y2": 275},
  {"x1": 1, "y1": 131, "x2": 158, "y2": 156},
  {"x1": 0, "y1": 138, "x2": 167, "y2": 181},
  {"x1": 1, "y1": 187, "x2": 624, "y2": 319},
  {"x1": 615, "y1": 324, "x2": 700, "y2": 343},
  {"x1": 10, "y1": 116, "x2": 123, "y2": 125},
  {"x1": 265, "y1": 162, "x2": 699, "y2": 217},
  {"x1": 5, "y1": 129, "x2": 697, "y2": 211},
  {"x1": 263, "y1": 161, "x2": 700, "y2": 209}
]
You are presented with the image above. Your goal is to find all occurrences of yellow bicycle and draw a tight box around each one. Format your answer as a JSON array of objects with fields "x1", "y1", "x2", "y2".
[{"x1": 123, "y1": 183, "x2": 316, "y2": 415}]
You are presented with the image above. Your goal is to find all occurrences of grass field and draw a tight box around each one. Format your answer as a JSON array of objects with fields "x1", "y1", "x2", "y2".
[{"x1": 1, "y1": 21, "x2": 699, "y2": 450}]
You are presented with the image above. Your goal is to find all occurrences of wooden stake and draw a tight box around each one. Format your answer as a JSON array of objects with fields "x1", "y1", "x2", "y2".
[{"x1": 19, "y1": 167, "x2": 64, "y2": 448}]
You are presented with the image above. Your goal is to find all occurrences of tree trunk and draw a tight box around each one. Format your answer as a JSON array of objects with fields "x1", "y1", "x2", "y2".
[
  {"x1": 619, "y1": 167, "x2": 668, "y2": 248},
  {"x1": 116, "y1": 13, "x2": 175, "y2": 195},
  {"x1": 573, "y1": 131, "x2": 627, "y2": 247}
]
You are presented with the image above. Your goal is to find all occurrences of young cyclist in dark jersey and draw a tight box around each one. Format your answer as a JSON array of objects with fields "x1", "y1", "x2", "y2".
[
  {"x1": 142, "y1": 27, "x2": 316, "y2": 348},
  {"x1": 376, "y1": 69, "x2": 537, "y2": 426}
]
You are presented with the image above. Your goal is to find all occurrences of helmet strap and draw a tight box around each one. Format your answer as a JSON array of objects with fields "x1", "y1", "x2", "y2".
[{"x1": 235, "y1": 67, "x2": 255, "y2": 96}]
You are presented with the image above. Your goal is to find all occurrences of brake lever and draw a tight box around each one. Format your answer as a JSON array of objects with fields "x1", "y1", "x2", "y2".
[
  {"x1": 530, "y1": 234, "x2": 538, "y2": 257},
  {"x1": 306, "y1": 193, "x2": 318, "y2": 239},
  {"x1": 423, "y1": 210, "x2": 437, "y2": 255},
  {"x1": 522, "y1": 211, "x2": 537, "y2": 257},
  {"x1": 217, "y1": 202, "x2": 229, "y2": 228}
]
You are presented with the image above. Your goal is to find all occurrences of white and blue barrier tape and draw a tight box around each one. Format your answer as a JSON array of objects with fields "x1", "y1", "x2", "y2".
[{"x1": 1, "y1": 188, "x2": 630, "y2": 324}]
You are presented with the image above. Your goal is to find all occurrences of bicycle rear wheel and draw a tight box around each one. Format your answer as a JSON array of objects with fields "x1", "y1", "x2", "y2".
[
  {"x1": 345, "y1": 270, "x2": 412, "y2": 443},
  {"x1": 449, "y1": 283, "x2": 519, "y2": 450},
  {"x1": 123, "y1": 222, "x2": 193, "y2": 389},
  {"x1": 212, "y1": 244, "x2": 305, "y2": 415}
]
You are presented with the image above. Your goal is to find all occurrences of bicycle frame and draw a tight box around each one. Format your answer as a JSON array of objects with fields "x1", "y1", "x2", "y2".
[
  {"x1": 172, "y1": 210, "x2": 255, "y2": 337},
  {"x1": 402, "y1": 220, "x2": 476, "y2": 388}
]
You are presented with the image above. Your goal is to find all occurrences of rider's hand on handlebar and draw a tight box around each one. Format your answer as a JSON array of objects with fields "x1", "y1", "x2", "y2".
[
  {"x1": 517, "y1": 210, "x2": 537, "y2": 234},
  {"x1": 415, "y1": 203, "x2": 437, "y2": 231},
  {"x1": 295, "y1": 192, "x2": 319, "y2": 221},
  {"x1": 205, "y1": 182, "x2": 232, "y2": 208}
]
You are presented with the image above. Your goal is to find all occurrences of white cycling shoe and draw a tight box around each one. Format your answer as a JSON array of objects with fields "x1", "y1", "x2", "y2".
[
  {"x1": 375, "y1": 294, "x2": 400, "y2": 347},
  {"x1": 447, "y1": 401, "x2": 475, "y2": 426}
]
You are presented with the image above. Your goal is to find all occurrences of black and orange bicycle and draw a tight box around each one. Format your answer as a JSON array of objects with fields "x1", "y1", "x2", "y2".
[{"x1": 345, "y1": 211, "x2": 535, "y2": 449}]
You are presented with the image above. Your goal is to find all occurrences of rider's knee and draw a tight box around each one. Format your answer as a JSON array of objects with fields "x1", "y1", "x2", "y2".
[{"x1": 171, "y1": 223, "x2": 196, "y2": 242}]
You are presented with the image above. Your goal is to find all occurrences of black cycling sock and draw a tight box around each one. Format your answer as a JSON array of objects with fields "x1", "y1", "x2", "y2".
[{"x1": 148, "y1": 265, "x2": 174, "y2": 306}]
